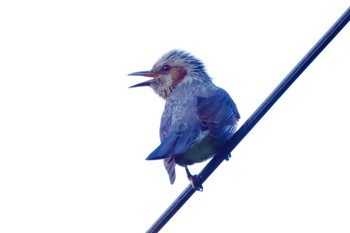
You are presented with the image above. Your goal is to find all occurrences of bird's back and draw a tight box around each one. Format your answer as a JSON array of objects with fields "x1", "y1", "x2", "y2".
[{"x1": 147, "y1": 79, "x2": 239, "y2": 163}]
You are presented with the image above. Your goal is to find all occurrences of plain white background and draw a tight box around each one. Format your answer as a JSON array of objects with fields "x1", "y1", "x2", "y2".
[{"x1": 1, "y1": 1, "x2": 350, "y2": 232}]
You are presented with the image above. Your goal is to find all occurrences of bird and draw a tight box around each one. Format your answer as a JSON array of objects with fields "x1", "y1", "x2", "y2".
[{"x1": 128, "y1": 50, "x2": 240, "y2": 190}]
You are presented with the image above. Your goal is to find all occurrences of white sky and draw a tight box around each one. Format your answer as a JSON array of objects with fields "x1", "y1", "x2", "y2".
[{"x1": 1, "y1": 1, "x2": 350, "y2": 232}]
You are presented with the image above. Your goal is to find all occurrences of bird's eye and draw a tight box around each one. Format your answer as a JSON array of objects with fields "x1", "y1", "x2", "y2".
[{"x1": 162, "y1": 65, "x2": 171, "y2": 72}]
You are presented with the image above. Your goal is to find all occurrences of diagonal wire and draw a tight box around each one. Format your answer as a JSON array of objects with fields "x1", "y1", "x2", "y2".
[{"x1": 146, "y1": 6, "x2": 350, "y2": 233}]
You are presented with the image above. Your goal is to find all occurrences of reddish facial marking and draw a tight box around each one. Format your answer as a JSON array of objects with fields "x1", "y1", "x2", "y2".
[{"x1": 170, "y1": 67, "x2": 187, "y2": 88}]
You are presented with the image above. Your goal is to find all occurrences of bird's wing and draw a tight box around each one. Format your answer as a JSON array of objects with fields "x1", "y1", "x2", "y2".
[
  {"x1": 197, "y1": 88, "x2": 240, "y2": 142},
  {"x1": 146, "y1": 126, "x2": 198, "y2": 160}
]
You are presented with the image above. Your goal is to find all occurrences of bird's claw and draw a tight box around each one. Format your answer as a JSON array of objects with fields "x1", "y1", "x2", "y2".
[
  {"x1": 188, "y1": 174, "x2": 203, "y2": 191},
  {"x1": 186, "y1": 167, "x2": 203, "y2": 191},
  {"x1": 225, "y1": 153, "x2": 232, "y2": 161}
]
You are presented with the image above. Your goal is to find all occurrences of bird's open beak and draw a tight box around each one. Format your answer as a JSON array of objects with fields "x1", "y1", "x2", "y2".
[{"x1": 128, "y1": 71, "x2": 160, "y2": 88}]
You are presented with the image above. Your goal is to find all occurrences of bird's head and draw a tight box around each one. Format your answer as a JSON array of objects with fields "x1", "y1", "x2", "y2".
[{"x1": 128, "y1": 50, "x2": 210, "y2": 99}]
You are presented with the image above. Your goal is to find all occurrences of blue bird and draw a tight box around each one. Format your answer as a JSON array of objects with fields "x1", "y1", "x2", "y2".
[{"x1": 129, "y1": 50, "x2": 240, "y2": 190}]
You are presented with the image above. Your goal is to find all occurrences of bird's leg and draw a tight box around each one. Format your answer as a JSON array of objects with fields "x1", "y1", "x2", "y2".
[{"x1": 185, "y1": 166, "x2": 203, "y2": 192}]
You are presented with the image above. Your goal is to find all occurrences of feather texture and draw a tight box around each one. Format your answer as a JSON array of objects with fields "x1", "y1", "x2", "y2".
[{"x1": 197, "y1": 88, "x2": 240, "y2": 142}]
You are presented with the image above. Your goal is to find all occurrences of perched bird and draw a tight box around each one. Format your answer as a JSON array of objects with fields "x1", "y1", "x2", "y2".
[{"x1": 128, "y1": 50, "x2": 240, "y2": 190}]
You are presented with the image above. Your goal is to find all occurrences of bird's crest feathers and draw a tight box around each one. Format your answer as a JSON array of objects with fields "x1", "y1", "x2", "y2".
[{"x1": 154, "y1": 50, "x2": 209, "y2": 78}]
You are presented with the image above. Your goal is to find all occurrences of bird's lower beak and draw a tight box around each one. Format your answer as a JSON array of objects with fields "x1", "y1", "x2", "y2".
[{"x1": 128, "y1": 70, "x2": 160, "y2": 88}]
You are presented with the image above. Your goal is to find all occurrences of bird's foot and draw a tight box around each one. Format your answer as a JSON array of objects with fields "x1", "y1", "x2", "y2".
[
  {"x1": 225, "y1": 153, "x2": 232, "y2": 161},
  {"x1": 185, "y1": 167, "x2": 203, "y2": 192}
]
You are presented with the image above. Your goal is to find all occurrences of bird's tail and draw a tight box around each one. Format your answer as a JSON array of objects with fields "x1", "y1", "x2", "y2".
[{"x1": 163, "y1": 157, "x2": 176, "y2": 184}]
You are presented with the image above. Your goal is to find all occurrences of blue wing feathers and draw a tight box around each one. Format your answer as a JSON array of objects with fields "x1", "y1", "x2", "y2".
[
  {"x1": 197, "y1": 89, "x2": 239, "y2": 141},
  {"x1": 146, "y1": 129, "x2": 197, "y2": 160}
]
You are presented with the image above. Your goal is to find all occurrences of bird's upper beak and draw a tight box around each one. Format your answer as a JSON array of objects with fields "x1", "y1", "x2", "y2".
[{"x1": 128, "y1": 70, "x2": 160, "y2": 88}]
